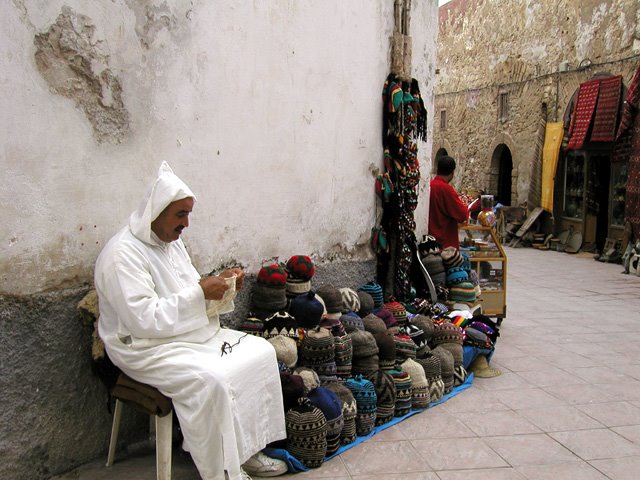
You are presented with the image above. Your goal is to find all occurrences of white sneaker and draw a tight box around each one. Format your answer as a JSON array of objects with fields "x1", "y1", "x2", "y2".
[
  {"x1": 242, "y1": 451, "x2": 288, "y2": 477},
  {"x1": 240, "y1": 468, "x2": 254, "y2": 480}
]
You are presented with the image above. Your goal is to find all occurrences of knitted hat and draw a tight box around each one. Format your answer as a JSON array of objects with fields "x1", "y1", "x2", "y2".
[
  {"x1": 421, "y1": 254, "x2": 445, "y2": 276},
  {"x1": 389, "y1": 368, "x2": 412, "y2": 417},
  {"x1": 415, "y1": 352, "x2": 444, "y2": 403},
  {"x1": 372, "y1": 308, "x2": 397, "y2": 329},
  {"x1": 373, "y1": 332, "x2": 397, "y2": 372},
  {"x1": 236, "y1": 316, "x2": 265, "y2": 337},
  {"x1": 293, "y1": 367, "x2": 320, "y2": 394},
  {"x1": 393, "y1": 333, "x2": 417, "y2": 360},
  {"x1": 441, "y1": 247, "x2": 463, "y2": 268},
  {"x1": 319, "y1": 316, "x2": 346, "y2": 336},
  {"x1": 280, "y1": 372, "x2": 306, "y2": 412},
  {"x1": 464, "y1": 327, "x2": 493, "y2": 349},
  {"x1": 308, "y1": 386, "x2": 344, "y2": 456},
  {"x1": 263, "y1": 311, "x2": 300, "y2": 341},
  {"x1": 356, "y1": 291, "x2": 375, "y2": 316},
  {"x1": 357, "y1": 282, "x2": 384, "y2": 309},
  {"x1": 325, "y1": 383, "x2": 357, "y2": 445},
  {"x1": 351, "y1": 354, "x2": 380, "y2": 376},
  {"x1": 383, "y1": 301, "x2": 407, "y2": 326},
  {"x1": 251, "y1": 264, "x2": 289, "y2": 315},
  {"x1": 446, "y1": 267, "x2": 469, "y2": 286},
  {"x1": 409, "y1": 314, "x2": 435, "y2": 343},
  {"x1": 401, "y1": 358, "x2": 430, "y2": 410},
  {"x1": 340, "y1": 312, "x2": 364, "y2": 333},
  {"x1": 431, "y1": 322, "x2": 464, "y2": 346},
  {"x1": 316, "y1": 284, "x2": 343, "y2": 316},
  {"x1": 339, "y1": 288, "x2": 361, "y2": 313},
  {"x1": 449, "y1": 282, "x2": 477, "y2": 304},
  {"x1": 332, "y1": 332, "x2": 353, "y2": 379},
  {"x1": 366, "y1": 370, "x2": 396, "y2": 426},
  {"x1": 344, "y1": 375, "x2": 377, "y2": 437},
  {"x1": 289, "y1": 291, "x2": 324, "y2": 328},
  {"x1": 285, "y1": 397, "x2": 328, "y2": 468},
  {"x1": 432, "y1": 346, "x2": 454, "y2": 394},
  {"x1": 402, "y1": 323, "x2": 428, "y2": 352},
  {"x1": 285, "y1": 255, "x2": 316, "y2": 278},
  {"x1": 299, "y1": 327, "x2": 335, "y2": 364},
  {"x1": 268, "y1": 335, "x2": 298, "y2": 369},
  {"x1": 362, "y1": 314, "x2": 388, "y2": 335},
  {"x1": 350, "y1": 330, "x2": 379, "y2": 358}
]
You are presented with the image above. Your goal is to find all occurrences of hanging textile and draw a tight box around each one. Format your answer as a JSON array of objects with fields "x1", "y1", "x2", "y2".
[
  {"x1": 376, "y1": 73, "x2": 427, "y2": 302},
  {"x1": 591, "y1": 75, "x2": 623, "y2": 142},
  {"x1": 566, "y1": 78, "x2": 601, "y2": 150},
  {"x1": 623, "y1": 65, "x2": 640, "y2": 235},
  {"x1": 540, "y1": 122, "x2": 564, "y2": 212}
]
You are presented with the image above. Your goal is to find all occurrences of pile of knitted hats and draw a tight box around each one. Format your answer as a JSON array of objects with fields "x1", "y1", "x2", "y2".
[
  {"x1": 440, "y1": 247, "x2": 480, "y2": 307},
  {"x1": 240, "y1": 261, "x2": 486, "y2": 469}
]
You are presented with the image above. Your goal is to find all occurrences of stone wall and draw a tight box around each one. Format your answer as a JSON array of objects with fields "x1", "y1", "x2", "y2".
[
  {"x1": 0, "y1": 1, "x2": 438, "y2": 478},
  {"x1": 433, "y1": 0, "x2": 640, "y2": 207}
]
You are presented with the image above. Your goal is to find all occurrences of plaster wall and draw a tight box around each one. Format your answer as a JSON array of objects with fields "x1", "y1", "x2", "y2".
[
  {"x1": 432, "y1": 0, "x2": 639, "y2": 205},
  {"x1": 0, "y1": 1, "x2": 439, "y2": 478}
]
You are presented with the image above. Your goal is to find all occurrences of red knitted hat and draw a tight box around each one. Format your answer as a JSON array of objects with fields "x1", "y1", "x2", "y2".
[
  {"x1": 285, "y1": 255, "x2": 316, "y2": 280},
  {"x1": 257, "y1": 264, "x2": 288, "y2": 286}
]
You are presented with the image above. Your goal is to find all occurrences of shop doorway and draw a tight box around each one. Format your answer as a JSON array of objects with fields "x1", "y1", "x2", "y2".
[{"x1": 490, "y1": 144, "x2": 513, "y2": 205}]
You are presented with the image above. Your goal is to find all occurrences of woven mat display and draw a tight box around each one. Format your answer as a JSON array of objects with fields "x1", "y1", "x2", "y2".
[
  {"x1": 566, "y1": 78, "x2": 600, "y2": 150},
  {"x1": 591, "y1": 75, "x2": 622, "y2": 142}
]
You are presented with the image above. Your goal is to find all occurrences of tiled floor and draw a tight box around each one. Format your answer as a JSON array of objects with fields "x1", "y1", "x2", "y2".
[{"x1": 53, "y1": 247, "x2": 640, "y2": 480}]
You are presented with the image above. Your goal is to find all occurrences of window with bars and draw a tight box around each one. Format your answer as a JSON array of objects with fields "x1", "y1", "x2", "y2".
[
  {"x1": 498, "y1": 92, "x2": 509, "y2": 122},
  {"x1": 440, "y1": 109, "x2": 447, "y2": 130}
]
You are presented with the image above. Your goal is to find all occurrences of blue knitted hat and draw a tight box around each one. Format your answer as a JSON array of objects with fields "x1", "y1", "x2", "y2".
[
  {"x1": 358, "y1": 282, "x2": 384, "y2": 309},
  {"x1": 289, "y1": 291, "x2": 324, "y2": 328},
  {"x1": 446, "y1": 267, "x2": 469, "y2": 286},
  {"x1": 308, "y1": 386, "x2": 344, "y2": 456},
  {"x1": 345, "y1": 375, "x2": 377, "y2": 436}
]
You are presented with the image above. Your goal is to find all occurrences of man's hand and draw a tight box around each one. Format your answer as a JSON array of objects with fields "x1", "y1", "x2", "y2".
[
  {"x1": 199, "y1": 276, "x2": 230, "y2": 300},
  {"x1": 220, "y1": 267, "x2": 245, "y2": 291}
]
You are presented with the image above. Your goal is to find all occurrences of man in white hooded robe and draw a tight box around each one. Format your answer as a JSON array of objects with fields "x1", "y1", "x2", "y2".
[{"x1": 95, "y1": 162, "x2": 287, "y2": 480}]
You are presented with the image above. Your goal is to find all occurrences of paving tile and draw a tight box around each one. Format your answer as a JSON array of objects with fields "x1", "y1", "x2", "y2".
[
  {"x1": 471, "y1": 372, "x2": 531, "y2": 391},
  {"x1": 542, "y1": 383, "x2": 616, "y2": 405},
  {"x1": 411, "y1": 438, "x2": 508, "y2": 471},
  {"x1": 549, "y1": 428, "x2": 640, "y2": 460},
  {"x1": 351, "y1": 473, "x2": 439, "y2": 480},
  {"x1": 491, "y1": 355, "x2": 553, "y2": 372},
  {"x1": 395, "y1": 410, "x2": 476, "y2": 439},
  {"x1": 612, "y1": 425, "x2": 640, "y2": 444},
  {"x1": 577, "y1": 401, "x2": 640, "y2": 427},
  {"x1": 516, "y1": 405, "x2": 604, "y2": 432},
  {"x1": 595, "y1": 380, "x2": 640, "y2": 401},
  {"x1": 456, "y1": 410, "x2": 540, "y2": 436},
  {"x1": 568, "y1": 366, "x2": 636, "y2": 384},
  {"x1": 438, "y1": 386, "x2": 509, "y2": 413},
  {"x1": 515, "y1": 366, "x2": 587, "y2": 387},
  {"x1": 617, "y1": 364, "x2": 640, "y2": 381},
  {"x1": 484, "y1": 434, "x2": 581, "y2": 466},
  {"x1": 340, "y1": 440, "x2": 426, "y2": 476},
  {"x1": 589, "y1": 456, "x2": 640, "y2": 480},
  {"x1": 515, "y1": 461, "x2": 609, "y2": 480},
  {"x1": 436, "y1": 467, "x2": 527, "y2": 480}
]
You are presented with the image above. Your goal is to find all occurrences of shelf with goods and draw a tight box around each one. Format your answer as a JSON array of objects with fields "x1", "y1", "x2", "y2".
[{"x1": 458, "y1": 224, "x2": 507, "y2": 322}]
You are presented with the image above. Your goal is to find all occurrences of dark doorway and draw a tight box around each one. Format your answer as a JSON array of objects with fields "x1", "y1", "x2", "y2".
[
  {"x1": 593, "y1": 154, "x2": 611, "y2": 252},
  {"x1": 490, "y1": 144, "x2": 513, "y2": 206}
]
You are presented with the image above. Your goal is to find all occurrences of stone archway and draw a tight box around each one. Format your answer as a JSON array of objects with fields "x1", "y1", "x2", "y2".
[{"x1": 489, "y1": 144, "x2": 513, "y2": 205}]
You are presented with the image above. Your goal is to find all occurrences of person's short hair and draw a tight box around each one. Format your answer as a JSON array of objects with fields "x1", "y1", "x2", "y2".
[{"x1": 436, "y1": 156, "x2": 456, "y2": 176}]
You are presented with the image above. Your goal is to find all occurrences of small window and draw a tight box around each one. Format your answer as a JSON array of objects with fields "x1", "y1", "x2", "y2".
[
  {"x1": 440, "y1": 109, "x2": 447, "y2": 130},
  {"x1": 499, "y1": 92, "x2": 509, "y2": 122}
]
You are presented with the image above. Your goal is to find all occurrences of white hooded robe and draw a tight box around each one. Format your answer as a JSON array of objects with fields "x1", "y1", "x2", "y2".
[{"x1": 95, "y1": 162, "x2": 286, "y2": 480}]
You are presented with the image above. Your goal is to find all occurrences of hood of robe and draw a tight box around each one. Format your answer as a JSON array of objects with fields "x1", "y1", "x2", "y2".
[{"x1": 129, "y1": 162, "x2": 196, "y2": 245}]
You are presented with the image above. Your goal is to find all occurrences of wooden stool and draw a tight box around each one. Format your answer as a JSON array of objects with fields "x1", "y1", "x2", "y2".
[{"x1": 106, "y1": 373, "x2": 173, "y2": 480}]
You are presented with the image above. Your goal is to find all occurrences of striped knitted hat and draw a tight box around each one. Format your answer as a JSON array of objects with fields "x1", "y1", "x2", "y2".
[
  {"x1": 389, "y1": 368, "x2": 412, "y2": 417},
  {"x1": 449, "y1": 282, "x2": 477, "y2": 304},
  {"x1": 236, "y1": 316, "x2": 265, "y2": 337},
  {"x1": 340, "y1": 313, "x2": 364, "y2": 333},
  {"x1": 285, "y1": 255, "x2": 315, "y2": 298},
  {"x1": 268, "y1": 335, "x2": 298, "y2": 369},
  {"x1": 373, "y1": 332, "x2": 397, "y2": 372},
  {"x1": 366, "y1": 369, "x2": 397, "y2": 426},
  {"x1": 421, "y1": 254, "x2": 445, "y2": 276},
  {"x1": 358, "y1": 282, "x2": 384, "y2": 308},
  {"x1": 363, "y1": 314, "x2": 388, "y2": 335},
  {"x1": 299, "y1": 327, "x2": 335, "y2": 364},
  {"x1": 441, "y1": 247, "x2": 463, "y2": 268},
  {"x1": 393, "y1": 333, "x2": 417, "y2": 360},
  {"x1": 325, "y1": 382, "x2": 357, "y2": 446},
  {"x1": 446, "y1": 267, "x2": 469, "y2": 286},
  {"x1": 345, "y1": 375, "x2": 377, "y2": 437},
  {"x1": 263, "y1": 311, "x2": 300, "y2": 342},
  {"x1": 437, "y1": 343, "x2": 467, "y2": 387},
  {"x1": 402, "y1": 323, "x2": 428, "y2": 352},
  {"x1": 432, "y1": 346, "x2": 454, "y2": 394},
  {"x1": 331, "y1": 332, "x2": 353, "y2": 379},
  {"x1": 316, "y1": 284, "x2": 344, "y2": 316},
  {"x1": 351, "y1": 355, "x2": 380, "y2": 376},
  {"x1": 416, "y1": 352, "x2": 444, "y2": 403},
  {"x1": 431, "y1": 321, "x2": 464, "y2": 346},
  {"x1": 401, "y1": 358, "x2": 430, "y2": 410},
  {"x1": 308, "y1": 386, "x2": 344, "y2": 456},
  {"x1": 285, "y1": 397, "x2": 328, "y2": 468},
  {"x1": 383, "y1": 301, "x2": 408, "y2": 326},
  {"x1": 339, "y1": 287, "x2": 361, "y2": 313},
  {"x1": 356, "y1": 291, "x2": 375, "y2": 316}
]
